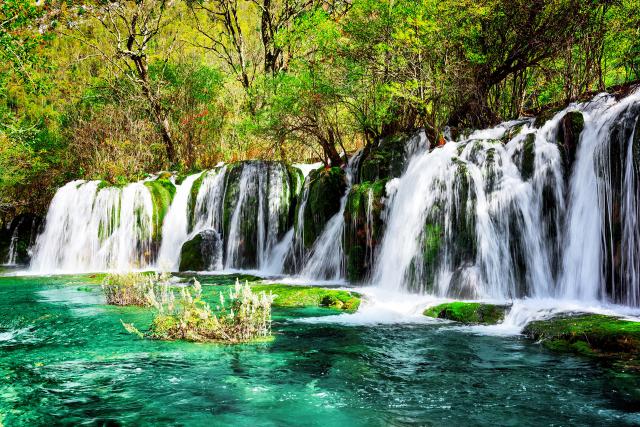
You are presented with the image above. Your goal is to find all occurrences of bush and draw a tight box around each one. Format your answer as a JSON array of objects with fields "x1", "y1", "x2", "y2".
[
  {"x1": 102, "y1": 272, "x2": 170, "y2": 306},
  {"x1": 125, "y1": 278, "x2": 275, "y2": 343}
]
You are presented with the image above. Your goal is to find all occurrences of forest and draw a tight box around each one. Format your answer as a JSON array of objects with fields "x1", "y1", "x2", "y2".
[{"x1": 1, "y1": 0, "x2": 639, "y2": 216}]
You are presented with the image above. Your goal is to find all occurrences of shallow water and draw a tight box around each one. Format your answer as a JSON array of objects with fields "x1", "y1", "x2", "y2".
[{"x1": 1, "y1": 275, "x2": 639, "y2": 426}]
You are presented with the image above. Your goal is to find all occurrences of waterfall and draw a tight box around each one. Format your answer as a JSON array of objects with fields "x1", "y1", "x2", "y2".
[
  {"x1": 372, "y1": 121, "x2": 565, "y2": 299},
  {"x1": 299, "y1": 152, "x2": 363, "y2": 280},
  {"x1": 560, "y1": 92, "x2": 640, "y2": 305},
  {"x1": 3, "y1": 218, "x2": 23, "y2": 266},
  {"x1": 30, "y1": 180, "x2": 154, "y2": 273},
  {"x1": 190, "y1": 167, "x2": 227, "y2": 270},
  {"x1": 372, "y1": 90, "x2": 640, "y2": 305},
  {"x1": 156, "y1": 173, "x2": 203, "y2": 271},
  {"x1": 26, "y1": 91, "x2": 640, "y2": 306}
]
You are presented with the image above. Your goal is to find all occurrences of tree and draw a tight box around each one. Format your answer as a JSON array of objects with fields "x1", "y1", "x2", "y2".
[{"x1": 68, "y1": 0, "x2": 179, "y2": 163}]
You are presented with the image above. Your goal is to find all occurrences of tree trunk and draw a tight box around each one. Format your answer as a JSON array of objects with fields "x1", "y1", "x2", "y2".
[{"x1": 133, "y1": 55, "x2": 177, "y2": 164}]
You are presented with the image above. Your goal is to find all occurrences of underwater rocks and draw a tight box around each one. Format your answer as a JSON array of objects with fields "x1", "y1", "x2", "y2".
[
  {"x1": 179, "y1": 230, "x2": 222, "y2": 271},
  {"x1": 523, "y1": 314, "x2": 640, "y2": 365},
  {"x1": 423, "y1": 302, "x2": 508, "y2": 325}
]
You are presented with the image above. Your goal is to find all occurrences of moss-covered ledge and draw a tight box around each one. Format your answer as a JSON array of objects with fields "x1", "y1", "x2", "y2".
[
  {"x1": 251, "y1": 284, "x2": 361, "y2": 313},
  {"x1": 423, "y1": 302, "x2": 508, "y2": 325},
  {"x1": 523, "y1": 314, "x2": 640, "y2": 363}
]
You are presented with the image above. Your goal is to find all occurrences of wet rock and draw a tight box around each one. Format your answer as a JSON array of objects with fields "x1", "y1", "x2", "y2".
[
  {"x1": 343, "y1": 179, "x2": 387, "y2": 282},
  {"x1": 557, "y1": 111, "x2": 585, "y2": 182},
  {"x1": 0, "y1": 214, "x2": 43, "y2": 265},
  {"x1": 523, "y1": 314, "x2": 640, "y2": 366},
  {"x1": 299, "y1": 167, "x2": 347, "y2": 249},
  {"x1": 423, "y1": 302, "x2": 508, "y2": 325},
  {"x1": 179, "y1": 230, "x2": 222, "y2": 271}
]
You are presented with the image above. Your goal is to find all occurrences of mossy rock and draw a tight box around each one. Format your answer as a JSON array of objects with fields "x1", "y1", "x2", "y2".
[
  {"x1": 557, "y1": 111, "x2": 585, "y2": 182},
  {"x1": 300, "y1": 167, "x2": 347, "y2": 249},
  {"x1": 344, "y1": 179, "x2": 387, "y2": 281},
  {"x1": 423, "y1": 302, "x2": 508, "y2": 325},
  {"x1": 144, "y1": 178, "x2": 176, "y2": 240},
  {"x1": 187, "y1": 172, "x2": 207, "y2": 232},
  {"x1": 251, "y1": 284, "x2": 361, "y2": 313},
  {"x1": 0, "y1": 214, "x2": 42, "y2": 265},
  {"x1": 359, "y1": 133, "x2": 412, "y2": 182},
  {"x1": 178, "y1": 230, "x2": 222, "y2": 272},
  {"x1": 523, "y1": 314, "x2": 640, "y2": 364},
  {"x1": 520, "y1": 133, "x2": 536, "y2": 181}
]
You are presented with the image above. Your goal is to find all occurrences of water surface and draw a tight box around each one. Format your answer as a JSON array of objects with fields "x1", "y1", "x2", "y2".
[{"x1": 1, "y1": 275, "x2": 639, "y2": 426}]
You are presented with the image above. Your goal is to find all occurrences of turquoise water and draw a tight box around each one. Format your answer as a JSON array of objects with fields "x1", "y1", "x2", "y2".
[{"x1": 1, "y1": 275, "x2": 639, "y2": 426}]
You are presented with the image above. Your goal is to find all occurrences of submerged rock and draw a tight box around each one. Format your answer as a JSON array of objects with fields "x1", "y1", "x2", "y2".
[
  {"x1": 423, "y1": 302, "x2": 508, "y2": 324},
  {"x1": 523, "y1": 314, "x2": 640, "y2": 365},
  {"x1": 179, "y1": 230, "x2": 222, "y2": 271}
]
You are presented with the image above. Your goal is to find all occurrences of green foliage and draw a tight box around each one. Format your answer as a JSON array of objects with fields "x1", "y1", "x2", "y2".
[
  {"x1": 2, "y1": 0, "x2": 639, "y2": 217},
  {"x1": 423, "y1": 302, "x2": 507, "y2": 325}
]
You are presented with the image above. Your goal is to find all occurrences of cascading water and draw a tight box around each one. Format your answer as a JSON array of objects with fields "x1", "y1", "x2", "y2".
[
  {"x1": 372, "y1": 90, "x2": 640, "y2": 307},
  {"x1": 30, "y1": 180, "x2": 155, "y2": 273},
  {"x1": 299, "y1": 152, "x2": 363, "y2": 280},
  {"x1": 25, "y1": 91, "x2": 640, "y2": 310},
  {"x1": 560, "y1": 92, "x2": 640, "y2": 305},
  {"x1": 156, "y1": 173, "x2": 203, "y2": 271},
  {"x1": 372, "y1": 120, "x2": 565, "y2": 300},
  {"x1": 3, "y1": 218, "x2": 23, "y2": 266}
]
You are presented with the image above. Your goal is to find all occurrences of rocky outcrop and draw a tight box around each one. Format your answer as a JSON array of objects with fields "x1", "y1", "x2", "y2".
[
  {"x1": 358, "y1": 132, "x2": 426, "y2": 182},
  {"x1": 423, "y1": 302, "x2": 508, "y2": 324},
  {"x1": 523, "y1": 314, "x2": 640, "y2": 365},
  {"x1": 179, "y1": 230, "x2": 222, "y2": 271},
  {"x1": 144, "y1": 178, "x2": 176, "y2": 241},
  {"x1": 344, "y1": 180, "x2": 387, "y2": 282},
  {"x1": 298, "y1": 167, "x2": 347, "y2": 249},
  {"x1": 0, "y1": 214, "x2": 42, "y2": 265}
]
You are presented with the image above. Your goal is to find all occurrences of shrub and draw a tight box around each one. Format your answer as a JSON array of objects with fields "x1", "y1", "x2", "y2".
[
  {"x1": 125, "y1": 278, "x2": 275, "y2": 343},
  {"x1": 102, "y1": 272, "x2": 170, "y2": 306}
]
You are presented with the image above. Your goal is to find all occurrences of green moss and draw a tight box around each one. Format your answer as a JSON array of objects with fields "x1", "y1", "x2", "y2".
[
  {"x1": 423, "y1": 302, "x2": 507, "y2": 325},
  {"x1": 302, "y1": 167, "x2": 347, "y2": 248},
  {"x1": 423, "y1": 223, "x2": 442, "y2": 267},
  {"x1": 179, "y1": 234, "x2": 206, "y2": 272},
  {"x1": 344, "y1": 179, "x2": 387, "y2": 281},
  {"x1": 523, "y1": 314, "x2": 640, "y2": 362},
  {"x1": 360, "y1": 134, "x2": 410, "y2": 181},
  {"x1": 250, "y1": 284, "x2": 361, "y2": 313},
  {"x1": 187, "y1": 172, "x2": 206, "y2": 231},
  {"x1": 520, "y1": 133, "x2": 536, "y2": 180},
  {"x1": 144, "y1": 178, "x2": 176, "y2": 240}
]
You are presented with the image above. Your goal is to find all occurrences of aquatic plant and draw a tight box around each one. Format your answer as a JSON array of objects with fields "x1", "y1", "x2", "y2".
[
  {"x1": 126, "y1": 278, "x2": 275, "y2": 343},
  {"x1": 102, "y1": 272, "x2": 170, "y2": 306}
]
